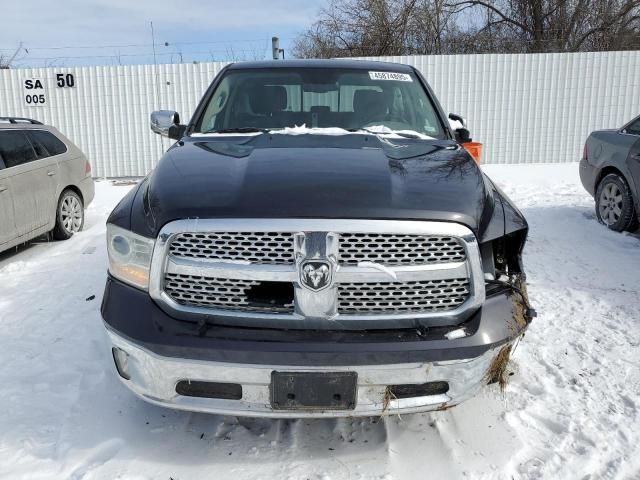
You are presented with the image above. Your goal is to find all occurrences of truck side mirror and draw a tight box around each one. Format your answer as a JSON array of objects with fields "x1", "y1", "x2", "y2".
[
  {"x1": 455, "y1": 127, "x2": 472, "y2": 143},
  {"x1": 150, "y1": 110, "x2": 186, "y2": 140},
  {"x1": 448, "y1": 113, "x2": 472, "y2": 143}
]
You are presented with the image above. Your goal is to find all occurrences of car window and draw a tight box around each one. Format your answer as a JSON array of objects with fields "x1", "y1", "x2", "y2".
[
  {"x1": 29, "y1": 130, "x2": 68, "y2": 156},
  {"x1": 626, "y1": 117, "x2": 640, "y2": 135},
  {"x1": 0, "y1": 131, "x2": 37, "y2": 168},
  {"x1": 26, "y1": 132, "x2": 49, "y2": 159}
]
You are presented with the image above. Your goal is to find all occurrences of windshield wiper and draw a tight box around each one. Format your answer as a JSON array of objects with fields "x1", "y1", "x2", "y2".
[
  {"x1": 347, "y1": 128, "x2": 420, "y2": 139},
  {"x1": 388, "y1": 131, "x2": 420, "y2": 139},
  {"x1": 205, "y1": 127, "x2": 271, "y2": 134}
]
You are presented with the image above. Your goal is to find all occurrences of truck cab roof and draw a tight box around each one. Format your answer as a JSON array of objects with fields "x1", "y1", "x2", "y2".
[{"x1": 226, "y1": 59, "x2": 415, "y2": 72}]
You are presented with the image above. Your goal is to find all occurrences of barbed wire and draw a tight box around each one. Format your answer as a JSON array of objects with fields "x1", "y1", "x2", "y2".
[
  {"x1": 0, "y1": 37, "x2": 296, "y2": 53},
  {"x1": 2, "y1": 30, "x2": 638, "y2": 67}
]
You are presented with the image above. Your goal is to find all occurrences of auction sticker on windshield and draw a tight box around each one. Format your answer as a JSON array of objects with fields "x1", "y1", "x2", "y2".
[{"x1": 368, "y1": 71, "x2": 412, "y2": 82}]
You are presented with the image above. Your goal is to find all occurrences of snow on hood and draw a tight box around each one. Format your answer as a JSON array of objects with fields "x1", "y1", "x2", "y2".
[{"x1": 193, "y1": 124, "x2": 436, "y2": 140}]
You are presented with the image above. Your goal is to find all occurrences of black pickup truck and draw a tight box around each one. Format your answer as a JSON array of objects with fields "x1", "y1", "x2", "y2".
[{"x1": 101, "y1": 59, "x2": 532, "y2": 417}]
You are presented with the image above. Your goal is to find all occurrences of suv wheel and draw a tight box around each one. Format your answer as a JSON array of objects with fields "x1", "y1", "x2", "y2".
[
  {"x1": 52, "y1": 190, "x2": 84, "y2": 240},
  {"x1": 595, "y1": 173, "x2": 638, "y2": 232}
]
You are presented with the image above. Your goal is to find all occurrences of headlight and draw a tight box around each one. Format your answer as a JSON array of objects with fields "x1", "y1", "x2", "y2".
[{"x1": 107, "y1": 224, "x2": 154, "y2": 290}]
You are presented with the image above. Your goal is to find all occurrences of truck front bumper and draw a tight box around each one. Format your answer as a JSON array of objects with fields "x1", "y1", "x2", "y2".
[
  {"x1": 101, "y1": 277, "x2": 528, "y2": 418},
  {"x1": 108, "y1": 327, "x2": 502, "y2": 418}
]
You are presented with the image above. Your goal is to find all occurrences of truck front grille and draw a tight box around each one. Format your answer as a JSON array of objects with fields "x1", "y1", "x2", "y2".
[
  {"x1": 337, "y1": 279, "x2": 470, "y2": 314},
  {"x1": 151, "y1": 219, "x2": 484, "y2": 327},
  {"x1": 169, "y1": 232, "x2": 466, "y2": 266},
  {"x1": 338, "y1": 233, "x2": 466, "y2": 265},
  {"x1": 169, "y1": 232, "x2": 295, "y2": 264},
  {"x1": 164, "y1": 275, "x2": 470, "y2": 315},
  {"x1": 164, "y1": 273, "x2": 294, "y2": 313}
]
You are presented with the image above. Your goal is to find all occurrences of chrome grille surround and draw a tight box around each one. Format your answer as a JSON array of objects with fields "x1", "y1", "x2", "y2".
[{"x1": 149, "y1": 219, "x2": 486, "y2": 330}]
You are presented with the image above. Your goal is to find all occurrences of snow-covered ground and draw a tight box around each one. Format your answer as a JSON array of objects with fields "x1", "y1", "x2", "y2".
[{"x1": 0, "y1": 163, "x2": 638, "y2": 480}]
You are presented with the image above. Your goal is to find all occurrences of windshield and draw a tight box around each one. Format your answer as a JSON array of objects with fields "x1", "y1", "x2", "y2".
[{"x1": 195, "y1": 68, "x2": 445, "y2": 138}]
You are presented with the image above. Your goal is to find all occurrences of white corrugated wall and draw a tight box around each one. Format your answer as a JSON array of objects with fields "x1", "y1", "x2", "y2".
[
  {"x1": 369, "y1": 51, "x2": 640, "y2": 165},
  {"x1": 0, "y1": 52, "x2": 638, "y2": 176},
  {"x1": 0, "y1": 62, "x2": 228, "y2": 177}
]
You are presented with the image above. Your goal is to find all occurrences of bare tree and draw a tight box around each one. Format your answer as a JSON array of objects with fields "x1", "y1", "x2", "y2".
[
  {"x1": 221, "y1": 44, "x2": 268, "y2": 62},
  {"x1": 447, "y1": 0, "x2": 640, "y2": 52},
  {"x1": 294, "y1": 0, "x2": 455, "y2": 57},
  {"x1": 0, "y1": 42, "x2": 26, "y2": 69},
  {"x1": 294, "y1": 0, "x2": 640, "y2": 56}
]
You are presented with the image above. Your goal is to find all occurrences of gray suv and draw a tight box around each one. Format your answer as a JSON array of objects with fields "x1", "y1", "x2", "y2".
[
  {"x1": 0, "y1": 117, "x2": 95, "y2": 253},
  {"x1": 580, "y1": 114, "x2": 640, "y2": 232}
]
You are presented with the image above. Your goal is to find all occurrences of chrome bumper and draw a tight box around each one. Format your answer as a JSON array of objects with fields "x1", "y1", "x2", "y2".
[{"x1": 107, "y1": 328, "x2": 501, "y2": 418}]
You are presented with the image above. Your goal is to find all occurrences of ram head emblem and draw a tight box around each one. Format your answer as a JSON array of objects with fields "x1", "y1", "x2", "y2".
[{"x1": 300, "y1": 260, "x2": 333, "y2": 291}]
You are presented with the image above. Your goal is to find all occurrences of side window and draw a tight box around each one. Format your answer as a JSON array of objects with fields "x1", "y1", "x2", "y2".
[
  {"x1": 626, "y1": 118, "x2": 640, "y2": 136},
  {"x1": 0, "y1": 131, "x2": 37, "y2": 168},
  {"x1": 26, "y1": 132, "x2": 49, "y2": 159},
  {"x1": 29, "y1": 130, "x2": 67, "y2": 156},
  {"x1": 200, "y1": 76, "x2": 231, "y2": 132}
]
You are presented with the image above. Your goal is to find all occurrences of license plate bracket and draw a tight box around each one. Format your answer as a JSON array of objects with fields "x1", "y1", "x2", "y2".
[{"x1": 271, "y1": 371, "x2": 357, "y2": 410}]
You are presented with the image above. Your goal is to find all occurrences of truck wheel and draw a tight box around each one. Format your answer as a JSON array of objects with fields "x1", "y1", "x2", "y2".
[
  {"x1": 595, "y1": 173, "x2": 638, "y2": 232},
  {"x1": 52, "y1": 189, "x2": 84, "y2": 240}
]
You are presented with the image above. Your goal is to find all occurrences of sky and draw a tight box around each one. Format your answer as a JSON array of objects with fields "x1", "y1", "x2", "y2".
[{"x1": 0, "y1": 0, "x2": 325, "y2": 68}]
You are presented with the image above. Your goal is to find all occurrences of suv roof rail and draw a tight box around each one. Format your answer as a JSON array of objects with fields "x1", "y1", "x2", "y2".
[{"x1": 0, "y1": 117, "x2": 43, "y2": 125}]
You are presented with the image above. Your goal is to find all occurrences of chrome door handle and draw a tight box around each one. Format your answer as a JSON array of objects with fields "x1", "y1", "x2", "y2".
[
  {"x1": 47, "y1": 171, "x2": 56, "y2": 176},
  {"x1": 0, "y1": 185, "x2": 7, "y2": 193}
]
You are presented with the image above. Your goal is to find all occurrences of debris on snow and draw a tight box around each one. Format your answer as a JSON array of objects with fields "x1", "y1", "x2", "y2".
[{"x1": 485, "y1": 345, "x2": 513, "y2": 392}]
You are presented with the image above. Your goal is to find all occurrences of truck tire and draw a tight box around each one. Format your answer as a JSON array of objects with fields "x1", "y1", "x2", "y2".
[
  {"x1": 595, "y1": 173, "x2": 638, "y2": 232},
  {"x1": 52, "y1": 189, "x2": 84, "y2": 240}
]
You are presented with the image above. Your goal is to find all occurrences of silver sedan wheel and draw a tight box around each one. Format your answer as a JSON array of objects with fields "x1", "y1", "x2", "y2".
[
  {"x1": 598, "y1": 182, "x2": 623, "y2": 226},
  {"x1": 60, "y1": 194, "x2": 83, "y2": 233}
]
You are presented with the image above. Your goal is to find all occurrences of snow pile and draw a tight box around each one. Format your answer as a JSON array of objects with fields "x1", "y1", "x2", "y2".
[
  {"x1": 448, "y1": 118, "x2": 464, "y2": 131},
  {"x1": 192, "y1": 124, "x2": 436, "y2": 140},
  {"x1": 275, "y1": 124, "x2": 435, "y2": 140},
  {"x1": 0, "y1": 164, "x2": 638, "y2": 479},
  {"x1": 275, "y1": 125, "x2": 353, "y2": 136}
]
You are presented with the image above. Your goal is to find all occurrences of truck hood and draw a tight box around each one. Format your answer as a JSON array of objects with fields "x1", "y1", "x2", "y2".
[{"x1": 133, "y1": 134, "x2": 500, "y2": 238}]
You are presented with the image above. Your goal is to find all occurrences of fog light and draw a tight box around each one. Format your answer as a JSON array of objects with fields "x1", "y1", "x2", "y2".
[{"x1": 112, "y1": 347, "x2": 131, "y2": 380}]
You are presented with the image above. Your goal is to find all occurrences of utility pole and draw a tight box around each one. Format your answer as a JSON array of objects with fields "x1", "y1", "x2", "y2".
[
  {"x1": 150, "y1": 21, "x2": 161, "y2": 108},
  {"x1": 272, "y1": 36, "x2": 284, "y2": 60}
]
